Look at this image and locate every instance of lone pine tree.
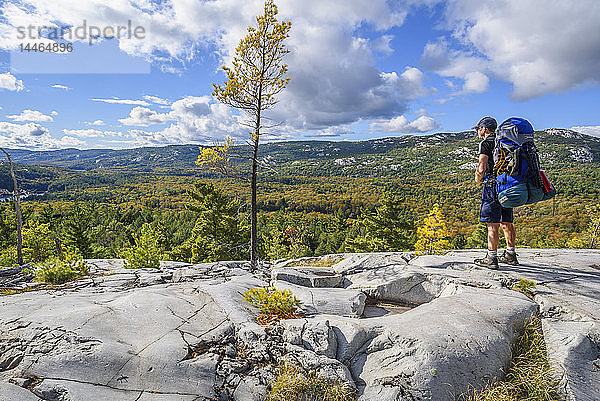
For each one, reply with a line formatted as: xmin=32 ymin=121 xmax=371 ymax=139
xmin=197 ymin=0 xmax=291 ymax=269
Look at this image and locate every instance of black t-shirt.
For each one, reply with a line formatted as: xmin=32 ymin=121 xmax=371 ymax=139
xmin=478 ymin=134 xmax=495 ymax=179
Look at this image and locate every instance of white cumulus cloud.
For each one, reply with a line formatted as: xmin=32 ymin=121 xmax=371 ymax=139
xmin=265 ymin=5 xmax=427 ymax=129
xmin=462 ymin=71 xmax=489 ymax=94
xmin=119 ymin=107 xmax=171 ymax=126
xmin=372 ymin=35 xmax=395 ymax=55
xmin=123 ymin=96 xmax=244 ymax=146
xmin=423 ymin=0 xmax=600 ymax=100
xmin=0 ymin=73 xmax=24 ymax=91
xmin=305 ymin=126 xmax=354 ymax=138
xmin=7 ymin=109 xmax=54 ymax=122
xmin=143 ymin=95 xmax=170 ymax=105
xmin=0 ymin=121 xmax=82 ymax=149
xmin=370 ymin=115 xmax=439 ymax=133
xmin=0 ymin=122 xmax=48 ymax=137
xmin=58 ymin=136 xmax=86 ymax=148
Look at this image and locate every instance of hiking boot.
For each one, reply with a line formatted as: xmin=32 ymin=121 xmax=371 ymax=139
xmin=499 ymin=251 xmax=519 ymax=265
xmin=474 ymin=256 xmax=499 ymax=270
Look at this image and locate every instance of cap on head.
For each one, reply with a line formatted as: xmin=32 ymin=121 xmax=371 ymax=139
xmin=472 ymin=116 xmax=497 ymax=131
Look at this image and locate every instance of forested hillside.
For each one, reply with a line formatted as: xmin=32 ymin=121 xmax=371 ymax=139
xmin=0 ymin=129 xmax=598 ymax=267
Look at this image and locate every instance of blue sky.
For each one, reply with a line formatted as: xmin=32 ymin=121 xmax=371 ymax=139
xmin=0 ymin=0 xmax=599 ymax=150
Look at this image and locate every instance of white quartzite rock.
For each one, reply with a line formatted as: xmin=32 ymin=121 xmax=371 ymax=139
xmin=1 ymin=250 xmax=599 ymax=401
xmin=0 ymin=262 xmax=270 ymax=401
xmin=271 ymin=266 xmax=344 ymax=288
xmin=404 ymin=249 xmax=600 ymax=401
xmin=280 ymin=286 xmax=536 ymax=400
xmin=273 ymin=280 xmax=366 ymax=317
xmin=0 ymin=381 xmax=41 ymax=401
xmin=542 ymin=320 xmax=600 ymax=401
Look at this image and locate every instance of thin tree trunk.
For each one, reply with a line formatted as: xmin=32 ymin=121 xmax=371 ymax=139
xmin=250 ymin=75 xmax=265 ymax=270
xmin=249 ymin=36 xmax=267 ymax=270
xmin=53 ymin=236 xmax=63 ymax=259
xmin=591 ymin=221 xmax=599 ymax=249
xmin=0 ymin=148 xmax=23 ymax=265
xmin=251 ymin=131 xmax=259 ymax=270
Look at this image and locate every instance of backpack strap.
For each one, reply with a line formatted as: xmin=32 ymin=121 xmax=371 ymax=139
xmin=494 ymin=147 xmax=509 ymax=176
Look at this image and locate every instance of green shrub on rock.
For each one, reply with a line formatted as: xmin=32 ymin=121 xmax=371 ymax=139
xmin=122 ymin=223 xmax=161 ymax=269
xmin=33 ymin=247 xmax=89 ymax=284
xmin=0 ymin=246 xmax=18 ymax=268
xmin=243 ymin=287 xmax=302 ymax=325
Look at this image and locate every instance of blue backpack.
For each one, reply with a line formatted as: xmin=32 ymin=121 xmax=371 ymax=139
xmin=493 ymin=117 xmax=556 ymax=208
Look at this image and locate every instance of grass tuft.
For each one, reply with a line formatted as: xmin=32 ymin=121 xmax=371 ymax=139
xmin=511 ymin=278 xmax=536 ymax=299
xmin=268 ymin=362 xmax=355 ymax=401
xmin=0 ymin=286 xmax=38 ymax=296
xmin=288 ymin=257 xmax=343 ymax=268
xmin=461 ymin=316 xmax=563 ymax=401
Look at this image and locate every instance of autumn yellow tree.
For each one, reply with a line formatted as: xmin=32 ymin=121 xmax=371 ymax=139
xmin=415 ymin=203 xmax=452 ymax=255
xmin=197 ymin=0 xmax=291 ymax=269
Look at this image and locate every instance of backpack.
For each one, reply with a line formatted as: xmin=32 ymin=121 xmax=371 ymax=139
xmin=493 ymin=117 xmax=556 ymax=208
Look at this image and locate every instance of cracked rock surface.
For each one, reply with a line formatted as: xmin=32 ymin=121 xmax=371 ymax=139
xmin=0 ymin=260 xmax=275 ymax=401
xmin=1 ymin=250 xmax=599 ymax=401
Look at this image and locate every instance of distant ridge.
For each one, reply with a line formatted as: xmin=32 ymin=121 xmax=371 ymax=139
xmin=2 ymin=129 xmax=598 ymax=173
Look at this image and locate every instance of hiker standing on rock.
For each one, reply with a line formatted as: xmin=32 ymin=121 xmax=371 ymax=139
xmin=472 ymin=117 xmax=519 ymax=269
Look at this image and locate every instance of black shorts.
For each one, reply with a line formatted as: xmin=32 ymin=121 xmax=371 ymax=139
xmin=480 ymin=183 xmax=514 ymax=223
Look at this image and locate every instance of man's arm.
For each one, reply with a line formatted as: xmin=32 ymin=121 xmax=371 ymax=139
xmin=475 ymin=154 xmax=488 ymax=183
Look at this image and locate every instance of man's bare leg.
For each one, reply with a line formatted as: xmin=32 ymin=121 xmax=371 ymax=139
xmin=501 ymin=222 xmax=516 ymax=248
xmin=487 ymin=223 xmax=500 ymax=251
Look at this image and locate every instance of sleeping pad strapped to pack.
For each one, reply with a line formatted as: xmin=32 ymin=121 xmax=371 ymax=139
xmin=493 ymin=117 xmax=556 ymax=208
